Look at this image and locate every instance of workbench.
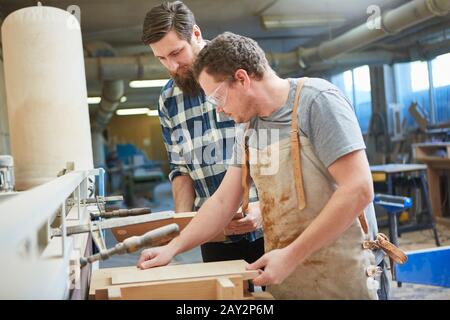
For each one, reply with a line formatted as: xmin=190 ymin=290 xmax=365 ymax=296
xmin=412 ymin=142 xmax=450 ymax=225
xmin=0 ymin=169 xmax=100 ymax=299
xmin=89 ymin=260 xmax=274 ymax=300
xmin=370 ymin=163 xmax=440 ymax=246
xmin=0 ymin=169 xmax=272 ymax=300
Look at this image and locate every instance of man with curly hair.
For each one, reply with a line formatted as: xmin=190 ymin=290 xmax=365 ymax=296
xmin=138 ymin=31 xmax=398 ymax=300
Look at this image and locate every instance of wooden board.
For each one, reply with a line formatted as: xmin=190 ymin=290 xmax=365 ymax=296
xmin=111 ymin=212 xmax=226 ymax=243
xmin=412 ymin=142 xmax=450 ymax=161
xmin=101 ymin=275 xmax=245 ymax=300
xmin=89 ymin=260 xmax=259 ymax=300
xmin=112 ymin=260 xmax=258 ymax=285
xmin=370 ymin=164 xmax=427 ymax=173
xmin=95 ymin=276 xmax=274 ymax=300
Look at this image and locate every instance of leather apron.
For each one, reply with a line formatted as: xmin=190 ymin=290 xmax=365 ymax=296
xmin=240 ymin=78 xmax=406 ymax=299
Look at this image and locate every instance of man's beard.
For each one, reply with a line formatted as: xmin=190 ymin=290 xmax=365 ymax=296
xmin=171 ymin=66 xmax=202 ymax=97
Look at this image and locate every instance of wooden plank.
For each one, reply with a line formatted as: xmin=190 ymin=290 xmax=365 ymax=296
xmin=107 ymin=287 xmax=122 ymax=300
xmin=93 ymin=275 xmax=245 ymax=300
xmin=89 ymin=266 xmax=137 ymax=299
xmin=413 ymin=142 xmax=450 ymax=148
xmin=216 ymin=277 xmax=237 ymax=300
xmin=370 ymin=164 xmax=427 ymax=173
xmin=427 ymin=167 xmax=442 ymax=217
xmin=111 ymin=260 xmax=258 ymax=285
xmin=118 ymin=277 xmax=219 ymax=300
xmin=250 ymin=291 xmax=276 ymax=300
xmin=416 ymin=157 xmax=450 ymax=166
xmin=111 ymin=212 xmax=226 ymax=243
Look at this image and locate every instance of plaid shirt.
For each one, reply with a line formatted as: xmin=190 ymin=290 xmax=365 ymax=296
xmin=158 ymin=79 xmax=263 ymax=243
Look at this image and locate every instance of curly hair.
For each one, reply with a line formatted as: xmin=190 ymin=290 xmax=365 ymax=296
xmin=142 ymin=1 xmax=196 ymax=45
xmin=193 ymin=32 xmax=269 ymax=82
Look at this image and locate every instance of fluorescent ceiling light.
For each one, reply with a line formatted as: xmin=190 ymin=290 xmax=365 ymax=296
xmin=116 ymin=108 xmax=150 ymax=116
xmin=129 ymin=79 xmax=170 ymax=88
xmin=88 ymin=96 xmax=127 ymax=104
xmin=261 ymin=15 xmax=346 ymax=29
xmin=147 ymin=109 xmax=159 ymax=117
xmin=87 ymin=97 xmax=101 ymax=104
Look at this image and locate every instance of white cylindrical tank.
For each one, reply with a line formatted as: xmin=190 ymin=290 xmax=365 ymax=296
xmin=1 ymin=5 xmax=94 ymax=190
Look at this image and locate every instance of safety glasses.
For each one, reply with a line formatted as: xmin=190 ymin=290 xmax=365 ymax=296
xmin=206 ymin=82 xmax=228 ymax=108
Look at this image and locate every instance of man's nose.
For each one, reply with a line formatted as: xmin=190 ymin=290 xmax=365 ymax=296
xmin=166 ymin=59 xmax=179 ymax=73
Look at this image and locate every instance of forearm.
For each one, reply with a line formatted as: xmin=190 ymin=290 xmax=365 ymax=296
xmin=287 ymin=183 xmax=373 ymax=262
xmin=171 ymin=175 xmax=195 ymax=212
xmin=170 ymin=194 xmax=239 ymax=255
xmin=168 ymin=167 xmax=244 ymax=256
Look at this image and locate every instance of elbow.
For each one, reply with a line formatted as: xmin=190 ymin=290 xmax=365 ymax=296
xmin=357 ymin=181 xmax=374 ymax=209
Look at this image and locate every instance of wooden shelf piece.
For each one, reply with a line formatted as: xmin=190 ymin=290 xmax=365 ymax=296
xmin=111 ymin=212 xmax=226 ymax=243
xmin=90 ymin=260 xmax=261 ymax=300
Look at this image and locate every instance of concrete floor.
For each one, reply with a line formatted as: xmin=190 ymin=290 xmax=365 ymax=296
xmin=100 ymin=181 xmax=450 ymax=300
xmin=385 ymin=224 xmax=450 ymax=300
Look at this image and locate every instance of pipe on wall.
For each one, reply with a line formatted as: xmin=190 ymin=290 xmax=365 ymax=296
xmin=297 ymin=0 xmax=450 ymax=67
xmin=85 ymin=55 xmax=168 ymax=81
xmin=85 ymin=42 xmax=125 ymax=167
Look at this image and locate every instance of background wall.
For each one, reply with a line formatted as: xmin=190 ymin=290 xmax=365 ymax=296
xmin=107 ymin=114 xmax=169 ymax=176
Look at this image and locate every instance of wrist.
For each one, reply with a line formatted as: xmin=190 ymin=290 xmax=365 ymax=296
xmin=284 ymin=243 xmax=306 ymax=267
xmin=167 ymin=237 xmax=183 ymax=256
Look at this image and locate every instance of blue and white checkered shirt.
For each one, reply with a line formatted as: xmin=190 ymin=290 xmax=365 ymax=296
xmin=158 ymin=79 xmax=263 ymax=243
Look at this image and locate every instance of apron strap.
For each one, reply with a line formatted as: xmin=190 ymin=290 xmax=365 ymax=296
xmin=241 ymin=78 xmax=309 ymax=213
xmin=358 ymin=214 xmax=369 ymax=234
xmin=363 ymin=232 xmax=408 ymax=278
xmin=291 ymin=78 xmax=371 ymax=234
xmin=241 ymin=123 xmax=251 ymax=214
xmin=291 ymin=78 xmax=307 ymax=210
xmin=291 ymin=78 xmax=369 ymax=234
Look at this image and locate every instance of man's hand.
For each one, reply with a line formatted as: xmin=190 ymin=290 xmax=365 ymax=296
xmin=137 ymin=244 xmax=176 ymax=270
xmin=224 ymin=203 xmax=263 ymax=235
xmin=246 ymin=248 xmax=299 ymax=286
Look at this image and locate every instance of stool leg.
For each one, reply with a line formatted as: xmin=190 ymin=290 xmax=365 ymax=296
xmin=420 ymin=173 xmax=441 ymax=247
xmin=388 ymin=210 xmax=402 ymax=287
xmin=388 ymin=212 xmax=399 ymax=248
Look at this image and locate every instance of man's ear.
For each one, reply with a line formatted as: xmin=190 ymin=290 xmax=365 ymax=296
xmin=234 ymin=69 xmax=250 ymax=88
xmin=192 ymin=25 xmax=202 ymax=43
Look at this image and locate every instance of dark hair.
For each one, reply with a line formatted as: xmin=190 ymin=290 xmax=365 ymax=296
xmin=142 ymin=1 xmax=196 ymax=45
xmin=193 ymin=32 xmax=269 ymax=82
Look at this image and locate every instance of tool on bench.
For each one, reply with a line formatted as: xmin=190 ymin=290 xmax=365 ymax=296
xmin=91 ymin=207 xmax=151 ymax=219
xmin=373 ymin=194 xmax=412 ymax=248
xmin=80 ymin=223 xmax=179 ymax=267
xmin=373 ymin=193 xmax=411 ymax=284
xmin=52 ymin=210 xmax=175 ymax=256
xmin=65 ymin=192 xmax=152 ymax=250
xmin=67 ymin=195 xmax=124 ymax=207
xmin=72 ymin=194 xmax=151 ymax=220
xmin=52 ymin=210 xmax=173 ymax=237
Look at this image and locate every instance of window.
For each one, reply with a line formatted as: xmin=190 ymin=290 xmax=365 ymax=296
xmin=392 ymin=52 xmax=450 ymax=127
xmin=393 ymin=60 xmax=431 ymax=128
xmin=331 ymin=65 xmax=372 ymax=134
xmin=353 ymin=66 xmax=372 ymax=134
xmin=431 ymin=52 xmax=450 ymax=123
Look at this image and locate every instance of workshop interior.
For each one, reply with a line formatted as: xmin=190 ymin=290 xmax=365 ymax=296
xmin=0 ymin=0 xmax=449 ymax=300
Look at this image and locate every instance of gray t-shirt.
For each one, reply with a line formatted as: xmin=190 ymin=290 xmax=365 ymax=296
xmin=231 ymin=77 xmax=383 ymax=263
xmin=231 ymin=77 xmax=366 ymax=167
